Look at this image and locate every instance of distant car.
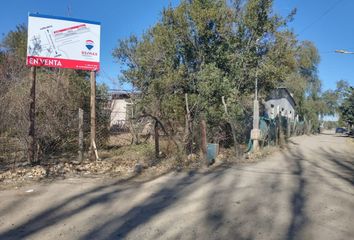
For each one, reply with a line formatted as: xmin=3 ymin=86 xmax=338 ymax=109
xmin=335 ymin=127 xmax=347 ymax=134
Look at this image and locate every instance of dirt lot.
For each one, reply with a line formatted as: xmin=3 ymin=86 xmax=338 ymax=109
xmin=0 ymin=132 xmax=353 ymax=240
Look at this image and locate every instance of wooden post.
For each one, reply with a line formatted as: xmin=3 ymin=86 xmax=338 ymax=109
xmin=78 ymin=108 xmax=84 ymax=162
xmin=29 ymin=66 xmax=37 ymax=165
xmin=90 ymin=71 xmax=96 ymax=160
xmin=286 ymin=118 xmax=290 ymax=139
xmin=154 ymin=120 xmax=159 ymax=158
xmin=275 ymin=116 xmax=279 ymax=146
xmin=200 ymin=116 xmax=207 ymax=165
xmin=278 ymin=117 xmax=285 ymax=146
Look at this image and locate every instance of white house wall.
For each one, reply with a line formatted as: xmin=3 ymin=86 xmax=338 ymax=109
xmin=110 ymin=99 xmax=128 ymax=127
xmin=264 ymin=98 xmax=295 ymax=120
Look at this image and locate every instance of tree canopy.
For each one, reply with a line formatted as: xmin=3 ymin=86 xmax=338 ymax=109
xmin=113 ymin=0 xmax=324 ymax=147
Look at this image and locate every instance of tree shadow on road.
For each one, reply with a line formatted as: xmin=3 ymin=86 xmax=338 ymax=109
xmin=282 ymin=137 xmax=354 ymax=240
xmin=0 ymin=168 xmax=232 ymax=239
xmin=282 ymin=148 xmax=307 ymax=240
xmin=1 ymin=136 xmax=352 ymax=240
xmin=0 ymin=173 xmax=165 ymax=239
xmin=315 ymin=147 xmax=354 ymax=186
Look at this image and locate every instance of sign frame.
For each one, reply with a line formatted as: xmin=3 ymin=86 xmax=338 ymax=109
xmin=26 ymin=13 xmax=101 ymax=71
xmin=26 ymin=13 xmax=101 ymax=163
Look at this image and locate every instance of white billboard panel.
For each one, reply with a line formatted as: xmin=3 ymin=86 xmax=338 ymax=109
xmin=27 ymin=13 xmax=100 ymax=71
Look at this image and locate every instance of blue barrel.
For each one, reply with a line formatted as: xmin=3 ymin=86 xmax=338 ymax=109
xmin=207 ymin=143 xmax=219 ymax=164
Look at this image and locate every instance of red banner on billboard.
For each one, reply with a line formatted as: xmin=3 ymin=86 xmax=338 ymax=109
xmin=27 ymin=56 xmax=100 ymax=71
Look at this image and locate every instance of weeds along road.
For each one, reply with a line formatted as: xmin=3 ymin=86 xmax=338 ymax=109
xmin=0 ymin=132 xmax=353 ymax=240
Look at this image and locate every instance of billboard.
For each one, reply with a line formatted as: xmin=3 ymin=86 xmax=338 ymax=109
xmin=27 ymin=13 xmax=100 ymax=71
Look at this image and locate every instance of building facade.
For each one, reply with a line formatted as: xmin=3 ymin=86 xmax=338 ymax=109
xmin=108 ymin=90 xmax=134 ymax=129
xmin=264 ymin=87 xmax=296 ymax=120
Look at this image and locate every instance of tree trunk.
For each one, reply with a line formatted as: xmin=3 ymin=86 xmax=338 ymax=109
xmin=184 ymin=93 xmax=192 ymax=154
xmin=221 ymin=96 xmax=240 ymax=156
xmin=129 ymin=118 xmax=140 ymax=145
xmin=129 ymin=97 xmax=140 ymax=145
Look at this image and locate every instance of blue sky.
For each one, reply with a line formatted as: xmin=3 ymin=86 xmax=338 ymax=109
xmin=1 ymin=0 xmax=354 ymax=91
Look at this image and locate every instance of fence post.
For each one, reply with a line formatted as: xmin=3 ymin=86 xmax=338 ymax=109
xmin=78 ymin=108 xmax=84 ymax=162
xmin=200 ymin=116 xmax=207 ymax=165
xmin=286 ymin=118 xmax=290 ymax=139
xmin=278 ymin=116 xmax=285 ymax=146
xmin=154 ymin=120 xmax=159 ymax=158
xmin=275 ymin=117 xmax=279 ymax=145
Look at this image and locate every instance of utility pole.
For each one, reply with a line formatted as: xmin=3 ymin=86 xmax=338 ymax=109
xmin=250 ymin=40 xmax=261 ymax=152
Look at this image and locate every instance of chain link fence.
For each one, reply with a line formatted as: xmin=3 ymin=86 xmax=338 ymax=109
xmin=1 ymin=99 xmax=314 ymax=174
xmin=244 ymin=115 xmax=312 ymax=152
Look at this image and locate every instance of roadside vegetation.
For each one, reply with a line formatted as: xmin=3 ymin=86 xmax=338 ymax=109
xmin=1 ymin=0 xmax=352 ymax=185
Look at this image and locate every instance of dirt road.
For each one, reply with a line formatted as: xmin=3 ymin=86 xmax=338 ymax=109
xmin=0 ymin=132 xmax=353 ymax=240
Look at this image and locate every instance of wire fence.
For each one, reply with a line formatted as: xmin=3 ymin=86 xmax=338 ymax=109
xmin=1 ymin=104 xmax=313 ymax=173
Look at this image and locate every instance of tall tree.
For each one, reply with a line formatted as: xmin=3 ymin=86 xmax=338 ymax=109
xmin=339 ymin=87 xmax=354 ymax=128
xmin=113 ymin=0 xmax=322 ymax=153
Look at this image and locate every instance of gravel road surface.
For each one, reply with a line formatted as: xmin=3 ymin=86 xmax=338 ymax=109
xmin=0 ymin=132 xmax=353 ymax=239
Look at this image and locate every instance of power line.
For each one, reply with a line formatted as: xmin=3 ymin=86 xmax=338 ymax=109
xmin=319 ymin=50 xmax=337 ymax=54
xmin=100 ymin=69 xmax=118 ymax=83
xmin=299 ymin=0 xmax=345 ymax=34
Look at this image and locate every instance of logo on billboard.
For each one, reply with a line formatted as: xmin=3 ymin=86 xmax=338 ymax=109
xmin=85 ymin=40 xmax=94 ymax=50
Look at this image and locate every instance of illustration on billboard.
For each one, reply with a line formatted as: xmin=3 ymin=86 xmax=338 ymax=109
xmin=27 ymin=13 xmax=100 ymax=71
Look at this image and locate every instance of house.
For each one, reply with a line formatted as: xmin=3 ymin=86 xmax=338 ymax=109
xmin=264 ymin=87 xmax=296 ymax=120
xmin=108 ymin=90 xmax=135 ymax=129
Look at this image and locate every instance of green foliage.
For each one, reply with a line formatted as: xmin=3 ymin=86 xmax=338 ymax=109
xmin=321 ymin=80 xmax=352 ymax=124
xmin=276 ymin=36 xmax=323 ymax=126
xmin=339 ymin=86 xmax=354 ymax=126
xmin=1 ymin=24 xmax=27 ymax=59
xmin=113 ymin=0 xmax=324 ymax=148
xmin=321 ymin=89 xmax=339 ymax=115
